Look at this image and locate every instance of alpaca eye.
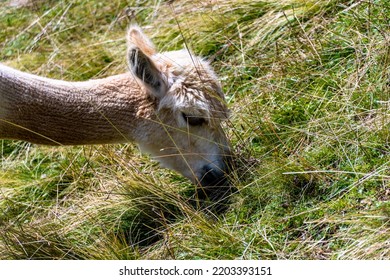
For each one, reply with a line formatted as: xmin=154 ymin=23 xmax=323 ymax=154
xmin=182 ymin=112 xmax=206 ymax=126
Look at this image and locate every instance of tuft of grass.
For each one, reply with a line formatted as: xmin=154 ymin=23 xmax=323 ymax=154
xmin=1 ymin=0 xmax=389 ymax=259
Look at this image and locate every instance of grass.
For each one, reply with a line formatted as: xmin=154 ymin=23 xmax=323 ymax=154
xmin=0 ymin=0 xmax=389 ymax=259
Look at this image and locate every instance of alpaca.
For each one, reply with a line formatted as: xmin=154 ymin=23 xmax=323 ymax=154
xmin=0 ymin=25 xmax=232 ymax=204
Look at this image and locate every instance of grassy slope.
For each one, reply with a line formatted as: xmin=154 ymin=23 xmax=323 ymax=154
xmin=0 ymin=0 xmax=389 ymax=259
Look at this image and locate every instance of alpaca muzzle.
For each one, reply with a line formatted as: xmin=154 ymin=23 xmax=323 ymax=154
xmin=194 ymin=154 xmax=235 ymax=212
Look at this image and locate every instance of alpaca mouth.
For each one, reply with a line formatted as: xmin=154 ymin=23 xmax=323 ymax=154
xmin=195 ymin=155 xmax=235 ymax=209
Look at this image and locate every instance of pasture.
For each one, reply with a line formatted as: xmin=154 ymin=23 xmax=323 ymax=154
xmin=0 ymin=0 xmax=389 ymax=259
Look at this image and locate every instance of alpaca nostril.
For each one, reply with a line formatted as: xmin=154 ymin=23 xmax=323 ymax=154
xmin=198 ymin=151 xmax=235 ymax=187
xmin=192 ymin=159 xmax=236 ymax=213
xmin=198 ymin=164 xmax=228 ymax=187
xmin=195 ymin=164 xmax=229 ymax=200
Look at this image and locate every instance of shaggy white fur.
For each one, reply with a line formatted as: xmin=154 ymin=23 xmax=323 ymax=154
xmin=0 ymin=25 xmax=231 ymax=191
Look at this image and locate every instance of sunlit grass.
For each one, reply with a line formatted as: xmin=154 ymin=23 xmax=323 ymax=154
xmin=0 ymin=0 xmax=389 ymax=259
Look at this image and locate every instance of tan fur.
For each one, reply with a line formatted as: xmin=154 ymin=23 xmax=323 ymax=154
xmin=0 ymin=25 xmax=231 ymax=188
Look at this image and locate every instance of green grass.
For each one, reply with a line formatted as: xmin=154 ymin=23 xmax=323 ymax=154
xmin=0 ymin=0 xmax=389 ymax=259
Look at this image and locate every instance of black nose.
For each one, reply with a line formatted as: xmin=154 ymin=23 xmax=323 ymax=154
xmin=194 ymin=158 xmax=236 ymax=213
xmin=199 ymin=166 xmax=228 ymax=187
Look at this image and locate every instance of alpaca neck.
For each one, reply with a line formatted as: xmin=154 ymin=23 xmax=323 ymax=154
xmin=0 ymin=64 xmax=155 ymax=145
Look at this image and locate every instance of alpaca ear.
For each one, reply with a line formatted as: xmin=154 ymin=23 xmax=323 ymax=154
xmin=127 ymin=25 xmax=166 ymax=99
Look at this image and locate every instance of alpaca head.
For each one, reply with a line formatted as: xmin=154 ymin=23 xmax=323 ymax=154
xmin=127 ymin=25 xmax=232 ymax=202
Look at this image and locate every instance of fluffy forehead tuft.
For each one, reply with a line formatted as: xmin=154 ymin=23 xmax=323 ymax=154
xmin=155 ymin=50 xmax=229 ymax=125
